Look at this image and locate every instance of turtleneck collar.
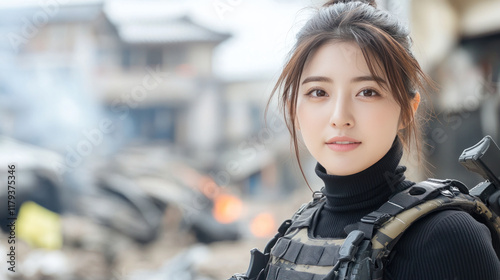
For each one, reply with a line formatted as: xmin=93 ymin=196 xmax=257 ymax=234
xmin=315 ymin=137 xmax=406 ymax=212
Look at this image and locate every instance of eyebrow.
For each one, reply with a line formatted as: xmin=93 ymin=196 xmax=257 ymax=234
xmin=301 ymin=75 xmax=387 ymax=85
xmin=301 ymin=76 xmax=333 ymax=85
xmin=352 ymin=75 xmax=387 ymax=85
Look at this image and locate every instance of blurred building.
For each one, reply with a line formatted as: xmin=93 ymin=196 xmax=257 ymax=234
xmin=5 ymin=1 xmax=230 ymax=150
xmin=0 ymin=0 xmax=301 ymax=197
xmin=410 ymin=0 xmax=500 ymax=186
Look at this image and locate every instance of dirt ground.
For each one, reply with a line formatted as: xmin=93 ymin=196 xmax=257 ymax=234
xmin=1 ymin=187 xmax=311 ymax=280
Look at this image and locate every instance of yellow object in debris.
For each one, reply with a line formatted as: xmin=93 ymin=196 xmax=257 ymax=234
xmin=17 ymin=201 xmax=62 ymax=250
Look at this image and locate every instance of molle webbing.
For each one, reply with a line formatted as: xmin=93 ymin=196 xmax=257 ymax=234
xmin=268 ymin=227 xmax=345 ymax=280
xmin=270 ymin=235 xmax=342 ymax=266
xmin=267 ymin=198 xmax=344 ymax=280
xmin=266 ymin=265 xmax=326 ymax=280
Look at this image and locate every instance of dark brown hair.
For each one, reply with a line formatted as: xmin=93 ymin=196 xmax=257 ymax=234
xmin=266 ymin=0 xmax=434 ymax=186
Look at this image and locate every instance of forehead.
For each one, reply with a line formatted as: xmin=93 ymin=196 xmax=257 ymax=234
xmin=301 ymin=41 xmax=386 ymax=80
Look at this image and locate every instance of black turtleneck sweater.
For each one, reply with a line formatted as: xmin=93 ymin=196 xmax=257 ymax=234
xmin=313 ymin=138 xmax=500 ymax=280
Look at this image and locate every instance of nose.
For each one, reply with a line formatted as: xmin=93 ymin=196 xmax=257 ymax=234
xmin=329 ymin=96 xmax=354 ymax=128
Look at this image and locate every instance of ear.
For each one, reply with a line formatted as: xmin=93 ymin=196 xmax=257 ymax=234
xmin=398 ymin=92 xmax=421 ymax=130
xmin=412 ymin=92 xmax=421 ymax=115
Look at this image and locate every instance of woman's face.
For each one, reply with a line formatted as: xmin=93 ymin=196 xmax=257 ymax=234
xmin=297 ymin=41 xmax=401 ymax=176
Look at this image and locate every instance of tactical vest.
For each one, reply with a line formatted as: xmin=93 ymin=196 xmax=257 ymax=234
xmin=230 ymin=179 xmax=500 ymax=280
xmin=266 ymin=199 xmax=371 ymax=280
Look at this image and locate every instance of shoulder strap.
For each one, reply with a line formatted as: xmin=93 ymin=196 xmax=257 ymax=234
xmin=354 ymin=178 xmax=500 ymax=280
xmin=357 ymin=178 xmax=467 ymax=239
xmin=287 ymin=191 xmax=326 ymax=233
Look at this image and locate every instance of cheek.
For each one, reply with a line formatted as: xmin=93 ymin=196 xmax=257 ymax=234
xmin=360 ymin=102 xmax=401 ymax=132
xmin=296 ymin=103 xmax=323 ymax=142
xmin=382 ymin=106 xmax=401 ymax=133
xmin=360 ymin=104 xmax=401 ymax=165
xmin=296 ymin=99 xmax=310 ymax=130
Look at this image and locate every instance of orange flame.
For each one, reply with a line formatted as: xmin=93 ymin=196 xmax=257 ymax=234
xmin=213 ymin=194 xmax=243 ymax=224
xmin=250 ymin=213 xmax=276 ymax=238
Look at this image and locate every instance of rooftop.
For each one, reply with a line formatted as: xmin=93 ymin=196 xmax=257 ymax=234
xmin=115 ymin=16 xmax=230 ymax=45
xmin=0 ymin=0 xmax=230 ymax=45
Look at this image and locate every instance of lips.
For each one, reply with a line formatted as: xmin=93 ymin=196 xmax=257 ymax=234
xmin=326 ymin=136 xmax=361 ymax=152
xmin=326 ymin=136 xmax=361 ymax=144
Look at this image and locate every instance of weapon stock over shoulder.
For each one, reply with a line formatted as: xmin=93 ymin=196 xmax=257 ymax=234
xmin=459 ymin=135 xmax=500 ymax=215
xmin=459 ymin=135 xmax=500 ymax=188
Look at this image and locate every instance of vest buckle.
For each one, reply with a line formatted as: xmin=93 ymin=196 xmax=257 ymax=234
xmin=360 ymin=211 xmax=392 ymax=226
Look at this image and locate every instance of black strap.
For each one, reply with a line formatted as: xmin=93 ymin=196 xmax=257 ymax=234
xmin=356 ymin=179 xmax=464 ymax=239
xmin=289 ymin=197 xmax=326 ymax=232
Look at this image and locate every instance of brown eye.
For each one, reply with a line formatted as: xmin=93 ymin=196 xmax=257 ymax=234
xmin=309 ymin=89 xmax=328 ymax=97
xmin=358 ymin=89 xmax=379 ymax=97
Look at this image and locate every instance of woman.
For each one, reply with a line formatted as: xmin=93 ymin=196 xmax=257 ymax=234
xmin=230 ymin=0 xmax=500 ymax=279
